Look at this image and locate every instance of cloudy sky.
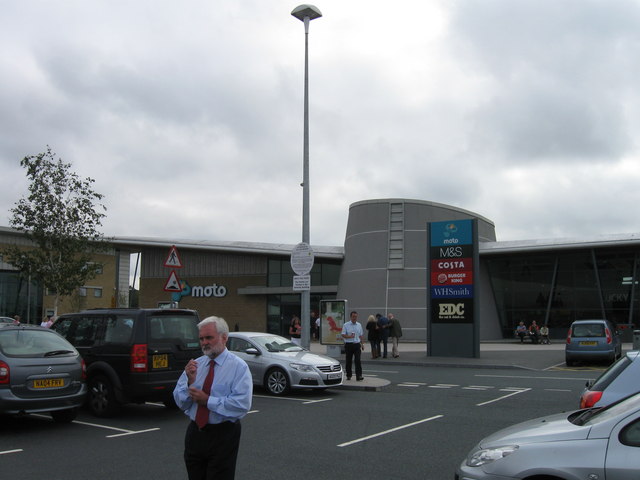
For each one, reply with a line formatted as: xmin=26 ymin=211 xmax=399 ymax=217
xmin=2 ymin=0 xmax=640 ymax=247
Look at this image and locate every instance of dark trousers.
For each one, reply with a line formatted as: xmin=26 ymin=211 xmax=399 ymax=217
xmin=344 ymin=342 xmax=362 ymax=378
xmin=184 ymin=420 xmax=242 ymax=480
xmin=380 ymin=331 xmax=389 ymax=357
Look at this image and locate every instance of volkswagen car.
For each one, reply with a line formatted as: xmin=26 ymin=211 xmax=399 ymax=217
xmin=227 ymin=332 xmax=343 ymax=395
xmin=0 ymin=324 xmax=87 ymax=422
xmin=456 ymin=392 xmax=640 ymax=480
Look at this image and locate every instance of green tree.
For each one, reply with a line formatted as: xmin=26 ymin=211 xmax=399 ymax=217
xmin=2 ymin=146 xmax=107 ymax=315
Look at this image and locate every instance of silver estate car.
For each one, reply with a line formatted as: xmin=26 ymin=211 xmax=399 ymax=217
xmin=0 ymin=325 xmax=87 ymax=422
xmin=227 ymin=332 xmax=343 ymax=395
xmin=456 ymin=392 xmax=640 ymax=480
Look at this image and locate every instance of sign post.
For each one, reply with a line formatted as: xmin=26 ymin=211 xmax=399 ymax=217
xmin=163 ymin=245 xmax=183 ymax=308
xmin=291 ymin=242 xmax=314 ymax=348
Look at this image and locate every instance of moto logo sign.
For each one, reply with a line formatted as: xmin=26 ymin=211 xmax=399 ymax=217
xmin=439 ymin=303 xmax=465 ymax=316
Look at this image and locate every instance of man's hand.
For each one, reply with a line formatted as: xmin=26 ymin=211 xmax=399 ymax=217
xmin=188 ymin=386 xmax=209 ymax=406
xmin=185 ymin=359 xmax=198 ymax=385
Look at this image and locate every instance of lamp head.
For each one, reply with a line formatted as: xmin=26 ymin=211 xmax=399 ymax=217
xmin=291 ymin=4 xmax=322 ymax=22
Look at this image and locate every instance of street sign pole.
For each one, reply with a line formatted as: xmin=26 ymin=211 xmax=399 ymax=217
xmin=291 ymin=242 xmax=314 ymax=349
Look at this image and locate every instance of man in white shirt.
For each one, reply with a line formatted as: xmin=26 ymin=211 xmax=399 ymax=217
xmin=341 ymin=311 xmax=364 ymax=381
xmin=174 ymin=316 xmax=253 ymax=480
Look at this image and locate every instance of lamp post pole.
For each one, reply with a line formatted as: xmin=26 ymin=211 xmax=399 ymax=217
xmin=292 ymin=5 xmax=322 ymax=349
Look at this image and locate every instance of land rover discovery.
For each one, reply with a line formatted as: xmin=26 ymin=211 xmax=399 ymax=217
xmin=52 ymin=308 xmax=200 ymax=416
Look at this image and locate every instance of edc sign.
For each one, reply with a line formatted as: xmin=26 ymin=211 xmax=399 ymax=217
xmin=429 ymin=220 xmax=475 ymax=323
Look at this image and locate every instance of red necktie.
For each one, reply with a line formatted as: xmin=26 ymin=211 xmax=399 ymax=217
xmin=195 ymin=360 xmax=214 ymax=428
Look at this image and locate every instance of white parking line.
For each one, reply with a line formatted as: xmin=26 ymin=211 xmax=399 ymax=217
xmin=0 ymin=449 xmax=23 ymax=455
xmin=106 ymin=428 xmax=160 ymax=438
xmin=476 ymin=374 xmax=591 ymax=381
xmin=428 ymin=384 xmax=459 ymax=389
xmin=253 ymin=394 xmax=332 ymax=404
xmin=477 ymin=388 xmax=531 ymax=406
xmin=337 ymin=415 xmax=444 ymax=447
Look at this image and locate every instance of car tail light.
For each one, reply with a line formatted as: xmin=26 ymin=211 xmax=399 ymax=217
xmin=605 ymin=327 xmax=612 ymax=344
xmin=580 ymin=390 xmax=603 ymax=409
xmin=81 ymin=358 xmax=87 ymax=380
xmin=0 ymin=361 xmax=9 ymax=384
xmin=566 ymin=329 xmax=572 ymax=344
xmin=130 ymin=344 xmax=148 ymax=372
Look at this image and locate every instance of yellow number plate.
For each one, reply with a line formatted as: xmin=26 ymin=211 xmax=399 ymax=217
xmin=153 ymin=354 xmax=168 ymax=369
xmin=579 ymin=341 xmax=597 ymax=346
xmin=33 ymin=378 xmax=64 ymax=388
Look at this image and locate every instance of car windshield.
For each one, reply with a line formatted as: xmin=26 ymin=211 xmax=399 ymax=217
xmin=252 ymin=335 xmax=304 ymax=352
xmin=0 ymin=329 xmax=77 ymax=357
xmin=572 ymin=323 xmax=605 ymax=338
xmin=572 ymin=392 xmax=640 ymax=426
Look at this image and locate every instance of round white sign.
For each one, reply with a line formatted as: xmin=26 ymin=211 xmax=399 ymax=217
xmin=290 ymin=242 xmax=315 ymax=275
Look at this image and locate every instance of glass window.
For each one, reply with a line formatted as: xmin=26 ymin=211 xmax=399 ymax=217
xmin=620 ymin=419 xmax=640 ymax=447
xmin=104 ymin=316 xmax=134 ymax=344
xmin=78 ymin=287 xmax=87 ymax=297
xmin=93 ymin=288 xmax=102 ymax=298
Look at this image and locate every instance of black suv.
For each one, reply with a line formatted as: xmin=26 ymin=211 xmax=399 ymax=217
xmin=52 ymin=308 xmax=200 ymax=417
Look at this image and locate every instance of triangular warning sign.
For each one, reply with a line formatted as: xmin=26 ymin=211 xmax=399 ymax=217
xmin=164 ymin=245 xmax=183 ymax=268
xmin=164 ymin=270 xmax=182 ymax=292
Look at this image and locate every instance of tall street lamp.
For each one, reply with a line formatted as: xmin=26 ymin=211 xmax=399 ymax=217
xmin=291 ymin=4 xmax=322 ymax=349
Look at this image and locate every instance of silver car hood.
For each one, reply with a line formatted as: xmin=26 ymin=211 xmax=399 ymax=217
xmin=480 ymin=412 xmax=590 ymax=447
xmin=264 ymin=350 xmax=338 ymax=366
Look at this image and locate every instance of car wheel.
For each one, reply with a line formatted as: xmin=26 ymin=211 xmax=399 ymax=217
xmin=88 ymin=375 xmax=120 ymax=417
xmin=265 ymin=368 xmax=290 ymax=396
xmin=566 ymin=357 xmax=575 ymax=367
xmin=50 ymin=408 xmax=78 ymax=423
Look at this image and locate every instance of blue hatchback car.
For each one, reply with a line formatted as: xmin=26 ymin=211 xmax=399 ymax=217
xmin=565 ymin=319 xmax=622 ymax=366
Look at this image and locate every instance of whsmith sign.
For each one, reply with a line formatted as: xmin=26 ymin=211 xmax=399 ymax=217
xmin=427 ymin=219 xmax=479 ymax=358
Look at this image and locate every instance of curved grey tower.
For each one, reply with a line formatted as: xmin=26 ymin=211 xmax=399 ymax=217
xmin=336 ymin=199 xmax=496 ymax=341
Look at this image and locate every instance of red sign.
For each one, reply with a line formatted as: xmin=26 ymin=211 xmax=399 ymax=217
xmin=164 ymin=245 xmax=183 ymax=268
xmin=164 ymin=270 xmax=182 ymax=292
xmin=431 ymin=258 xmax=472 ymax=272
xmin=431 ymin=270 xmax=473 ymax=285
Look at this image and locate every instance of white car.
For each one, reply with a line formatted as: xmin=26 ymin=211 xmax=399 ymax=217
xmin=456 ymin=392 xmax=640 ymax=480
xmin=227 ymin=332 xmax=343 ymax=395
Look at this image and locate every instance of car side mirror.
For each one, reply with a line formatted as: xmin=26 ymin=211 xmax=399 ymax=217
xmin=245 ymin=347 xmax=260 ymax=355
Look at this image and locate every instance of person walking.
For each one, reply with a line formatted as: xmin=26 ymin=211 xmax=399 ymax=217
xmin=173 ymin=316 xmax=253 ymax=480
xmin=365 ymin=315 xmax=380 ymax=359
xmin=388 ymin=313 xmax=403 ymax=358
xmin=341 ymin=311 xmax=364 ymax=381
xmin=376 ymin=313 xmax=391 ymax=358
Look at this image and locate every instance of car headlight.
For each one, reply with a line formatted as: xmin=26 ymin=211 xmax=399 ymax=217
xmin=289 ymin=363 xmax=315 ymax=372
xmin=466 ymin=445 xmax=519 ymax=466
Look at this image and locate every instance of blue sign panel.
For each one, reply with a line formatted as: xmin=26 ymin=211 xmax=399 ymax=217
xmin=431 ymin=285 xmax=474 ymax=299
xmin=430 ymin=220 xmax=473 ymax=247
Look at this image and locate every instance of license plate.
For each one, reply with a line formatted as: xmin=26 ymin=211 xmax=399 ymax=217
xmin=327 ymin=373 xmax=342 ymax=380
xmin=33 ymin=378 xmax=64 ymax=388
xmin=579 ymin=341 xmax=598 ymax=346
xmin=152 ymin=354 xmax=168 ymax=369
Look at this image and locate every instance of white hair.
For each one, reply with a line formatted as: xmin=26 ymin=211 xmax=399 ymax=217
xmin=198 ymin=316 xmax=229 ymax=336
